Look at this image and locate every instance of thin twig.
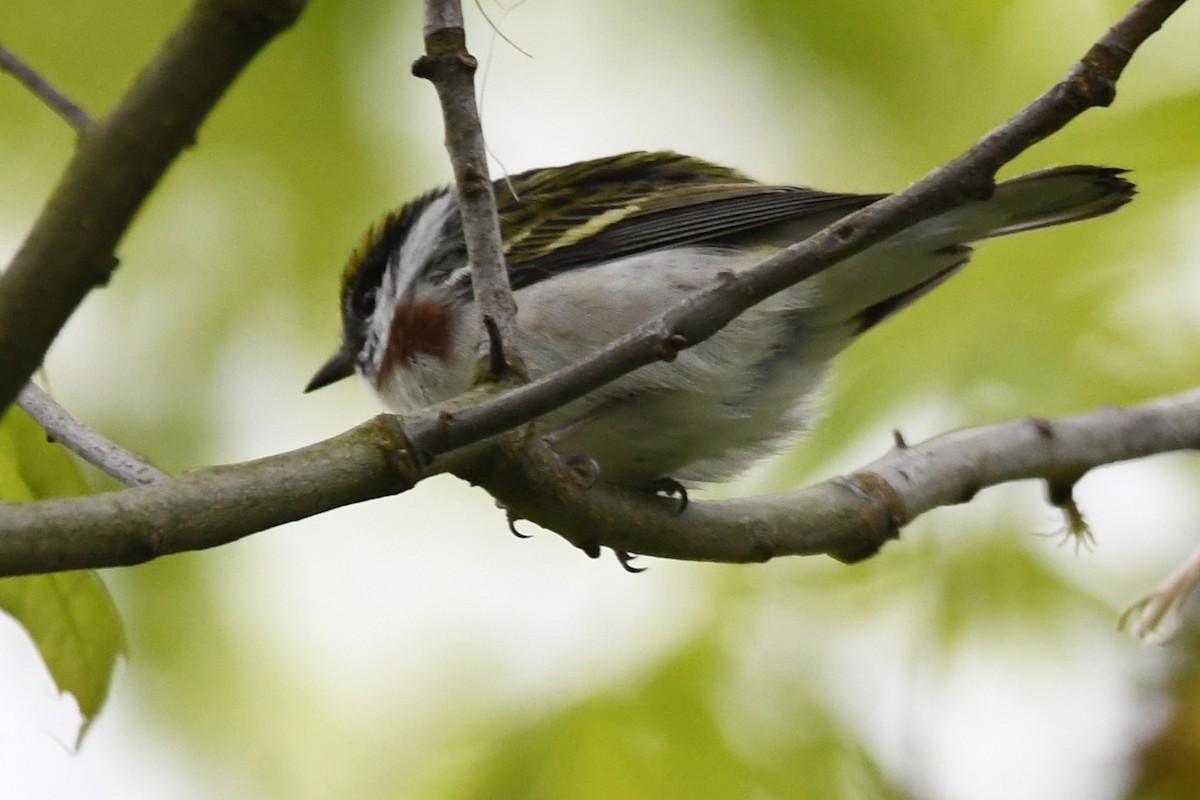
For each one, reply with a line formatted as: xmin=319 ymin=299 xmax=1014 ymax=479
xmin=0 ymin=42 xmax=92 ymax=130
xmin=472 ymin=0 xmax=533 ymax=59
xmin=16 ymin=383 xmax=169 ymax=487
xmin=1119 ymin=538 xmax=1200 ymax=642
xmin=414 ymin=0 xmax=522 ymax=380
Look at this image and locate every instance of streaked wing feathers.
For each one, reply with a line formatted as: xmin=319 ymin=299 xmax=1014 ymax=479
xmin=494 ymin=152 xmax=882 ymax=286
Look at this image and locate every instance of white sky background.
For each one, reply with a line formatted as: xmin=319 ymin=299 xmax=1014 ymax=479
xmin=3 ymin=1 xmax=1199 ymax=798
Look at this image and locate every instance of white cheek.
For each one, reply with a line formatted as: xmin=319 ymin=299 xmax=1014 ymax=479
xmin=361 ymin=193 xmax=459 ymax=383
xmin=395 ymin=193 xmax=456 ymax=290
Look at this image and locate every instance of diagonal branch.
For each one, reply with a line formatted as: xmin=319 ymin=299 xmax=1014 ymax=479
xmin=0 ymin=0 xmax=307 ymax=416
xmin=0 ymin=0 xmax=1192 ymax=576
xmin=401 ymin=0 xmax=1189 ymax=458
xmin=16 ymin=384 xmax=169 ymax=488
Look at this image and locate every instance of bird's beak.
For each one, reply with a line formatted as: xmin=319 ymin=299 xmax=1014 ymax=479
xmin=305 ymin=347 xmax=356 ymax=393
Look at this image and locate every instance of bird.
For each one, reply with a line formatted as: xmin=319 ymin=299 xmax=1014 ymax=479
xmin=306 ymin=150 xmax=1134 ymax=490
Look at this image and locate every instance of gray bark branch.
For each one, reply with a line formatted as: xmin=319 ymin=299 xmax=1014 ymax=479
xmin=413 ymin=0 xmax=523 ymax=380
xmin=0 ymin=0 xmax=1193 ymax=576
xmin=16 ymin=384 xmax=169 ymax=488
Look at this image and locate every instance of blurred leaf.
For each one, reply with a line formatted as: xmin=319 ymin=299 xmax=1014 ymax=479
xmin=454 ymin=639 xmax=911 ymax=799
xmin=0 ymin=404 xmax=89 ymax=499
xmin=1085 ymin=91 xmax=1200 ymax=173
xmin=1127 ymin=626 xmax=1200 ymax=800
xmin=456 ymin=641 xmax=755 ymax=799
xmin=0 ymin=407 xmax=124 ymax=742
xmin=0 ymin=572 xmax=125 ymax=744
xmin=2 ymin=0 xmax=1196 ymax=796
xmin=921 ymin=527 xmax=1113 ymax=648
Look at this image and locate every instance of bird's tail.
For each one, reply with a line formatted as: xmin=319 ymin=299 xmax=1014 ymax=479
xmin=810 ymin=165 xmax=1135 ymax=333
xmin=982 ymin=165 xmax=1135 ymax=239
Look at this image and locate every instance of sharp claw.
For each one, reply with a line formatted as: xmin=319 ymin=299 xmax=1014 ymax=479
xmin=648 ymin=477 xmax=689 ymax=515
xmin=615 ymin=550 xmax=646 ymax=573
xmin=505 ymin=509 xmax=533 ymax=539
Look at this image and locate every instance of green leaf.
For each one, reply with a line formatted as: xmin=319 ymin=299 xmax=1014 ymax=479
xmin=0 ymin=403 xmax=90 ymax=499
xmin=0 ymin=406 xmax=125 ymax=743
xmin=453 ymin=639 xmax=911 ymax=800
xmin=921 ymin=526 xmax=1113 ymax=649
xmin=0 ymin=571 xmax=125 ymax=743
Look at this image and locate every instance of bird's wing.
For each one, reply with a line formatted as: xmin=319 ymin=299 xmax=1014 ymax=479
xmin=495 ymin=151 xmax=882 ymax=288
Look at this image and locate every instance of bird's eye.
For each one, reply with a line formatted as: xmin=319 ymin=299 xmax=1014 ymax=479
xmin=349 ymin=286 xmax=376 ymax=318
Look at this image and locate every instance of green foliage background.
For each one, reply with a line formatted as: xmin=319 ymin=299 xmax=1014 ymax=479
xmin=1 ymin=0 xmax=1199 ymax=797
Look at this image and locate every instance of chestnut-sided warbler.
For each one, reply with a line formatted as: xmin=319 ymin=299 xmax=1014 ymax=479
xmin=307 ymin=151 xmax=1133 ymax=488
